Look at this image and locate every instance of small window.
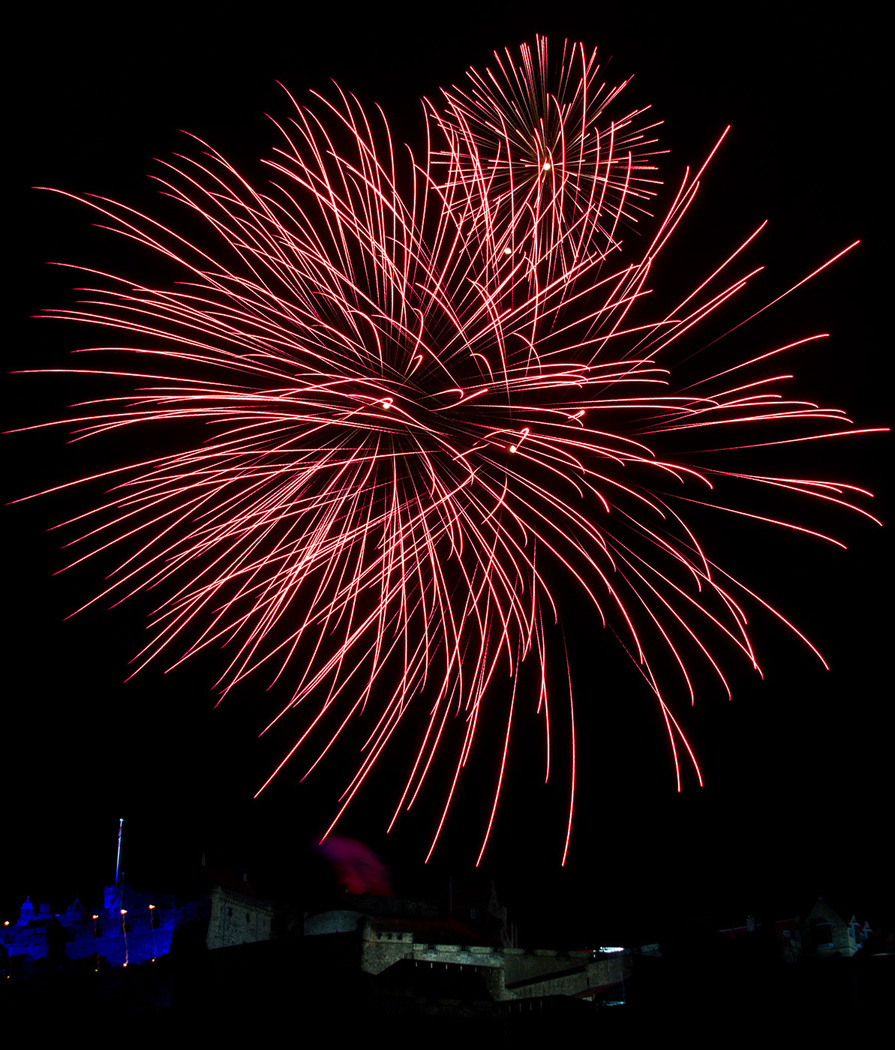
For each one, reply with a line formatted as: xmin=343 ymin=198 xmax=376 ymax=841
xmin=811 ymin=921 xmax=833 ymax=947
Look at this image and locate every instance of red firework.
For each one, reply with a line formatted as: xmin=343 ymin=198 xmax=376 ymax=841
xmin=432 ymin=37 xmax=662 ymax=279
xmin=22 ymin=48 xmax=881 ymax=863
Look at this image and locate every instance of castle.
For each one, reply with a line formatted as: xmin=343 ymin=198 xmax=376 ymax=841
xmin=4 ymin=849 xmax=888 ymax=1030
xmin=2 ymin=883 xmax=206 ymax=975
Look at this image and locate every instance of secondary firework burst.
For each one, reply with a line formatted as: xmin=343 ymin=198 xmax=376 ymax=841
xmin=23 ymin=42 xmax=882 ymax=862
xmin=432 ymin=37 xmax=663 ymax=279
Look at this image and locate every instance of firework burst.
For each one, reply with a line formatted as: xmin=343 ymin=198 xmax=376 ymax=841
xmin=22 ymin=45 xmax=882 ymax=862
xmin=432 ymin=37 xmax=662 ymax=279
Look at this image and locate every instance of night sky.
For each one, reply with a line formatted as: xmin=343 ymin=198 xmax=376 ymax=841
xmin=6 ymin=4 xmax=890 ymax=946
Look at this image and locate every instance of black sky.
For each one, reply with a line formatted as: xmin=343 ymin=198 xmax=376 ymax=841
xmin=6 ymin=3 xmax=890 ymax=944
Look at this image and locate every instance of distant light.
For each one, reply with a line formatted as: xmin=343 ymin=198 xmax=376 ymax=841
xmin=542 ymin=161 xmax=551 ymax=172
xmin=599 ymin=946 xmax=624 ymax=953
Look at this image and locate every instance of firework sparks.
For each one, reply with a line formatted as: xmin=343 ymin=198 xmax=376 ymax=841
xmin=21 ymin=44 xmax=882 ymax=863
xmin=432 ymin=37 xmax=663 ymax=280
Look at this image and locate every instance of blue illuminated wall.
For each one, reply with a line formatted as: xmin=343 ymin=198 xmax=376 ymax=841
xmin=2 ymin=884 xmax=204 ymax=973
